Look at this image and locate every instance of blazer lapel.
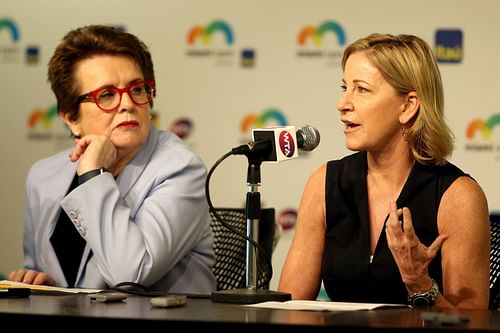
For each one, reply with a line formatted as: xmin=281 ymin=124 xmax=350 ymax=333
xmin=116 ymin=125 xmax=159 ymax=197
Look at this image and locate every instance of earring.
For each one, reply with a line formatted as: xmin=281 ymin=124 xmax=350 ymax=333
xmin=401 ymin=125 xmax=409 ymax=142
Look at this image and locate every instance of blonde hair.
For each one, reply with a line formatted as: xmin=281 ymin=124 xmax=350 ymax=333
xmin=342 ymin=33 xmax=454 ymax=165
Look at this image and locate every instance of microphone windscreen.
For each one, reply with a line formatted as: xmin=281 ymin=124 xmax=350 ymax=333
xmin=297 ymin=125 xmax=320 ymax=151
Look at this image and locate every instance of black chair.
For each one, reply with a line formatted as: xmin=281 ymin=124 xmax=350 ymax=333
xmin=209 ymin=207 xmax=276 ymax=291
xmin=490 ymin=213 xmax=500 ymax=310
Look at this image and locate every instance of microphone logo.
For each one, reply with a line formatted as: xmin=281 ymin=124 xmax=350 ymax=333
xmin=279 ymin=130 xmax=295 ymax=158
xmin=249 ymin=125 xmax=318 ymax=162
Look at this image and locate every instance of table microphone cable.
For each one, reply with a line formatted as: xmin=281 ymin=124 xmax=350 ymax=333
xmin=111 ymin=281 xmax=210 ymax=298
xmin=205 ymin=150 xmax=273 ymax=289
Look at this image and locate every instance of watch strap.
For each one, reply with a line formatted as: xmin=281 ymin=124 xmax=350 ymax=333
xmin=78 ymin=167 xmax=110 ymax=185
xmin=407 ymin=279 xmax=439 ymax=307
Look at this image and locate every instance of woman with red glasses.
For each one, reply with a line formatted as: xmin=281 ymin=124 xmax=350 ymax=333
xmin=8 ymin=25 xmax=216 ymax=295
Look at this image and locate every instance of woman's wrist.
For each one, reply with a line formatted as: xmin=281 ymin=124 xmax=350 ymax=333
xmin=78 ymin=167 xmax=110 ymax=185
xmin=407 ymin=279 xmax=439 ymax=307
xmin=405 ymin=276 xmax=434 ymax=294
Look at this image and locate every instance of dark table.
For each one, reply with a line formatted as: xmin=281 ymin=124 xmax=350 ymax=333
xmin=1 ymin=293 xmax=499 ymax=332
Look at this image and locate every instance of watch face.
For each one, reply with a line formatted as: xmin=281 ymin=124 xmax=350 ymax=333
xmin=408 ymin=280 xmax=439 ymax=307
xmin=411 ymin=295 xmax=431 ymax=307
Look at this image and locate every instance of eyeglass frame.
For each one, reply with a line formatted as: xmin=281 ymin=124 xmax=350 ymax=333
xmin=76 ymin=80 xmax=156 ymax=112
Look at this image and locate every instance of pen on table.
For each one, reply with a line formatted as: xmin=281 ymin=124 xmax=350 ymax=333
xmin=0 ymin=288 xmax=31 ymax=298
xmin=421 ymin=312 xmax=470 ymax=325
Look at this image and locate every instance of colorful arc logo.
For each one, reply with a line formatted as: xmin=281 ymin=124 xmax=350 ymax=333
xmin=466 ymin=114 xmax=500 ymax=140
xmin=298 ymin=20 xmax=346 ymax=46
xmin=240 ymin=109 xmax=288 ymax=134
xmin=28 ymin=105 xmax=57 ymax=129
xmin=187 ymin=20 xmax=234 ymax=45
xmin=0 ymin=18 xmax=19 ymax=42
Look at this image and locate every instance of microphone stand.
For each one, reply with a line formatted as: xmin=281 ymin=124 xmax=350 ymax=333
xmin=211 ymin=153 xmax=292 ymax=304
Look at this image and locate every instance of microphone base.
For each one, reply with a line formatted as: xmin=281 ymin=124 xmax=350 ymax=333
xmin=211 ymin=288 xmax=291 ymax=304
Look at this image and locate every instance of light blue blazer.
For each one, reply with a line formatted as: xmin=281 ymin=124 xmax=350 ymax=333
xmin=23 ymin=126 xmax=216 ymax=294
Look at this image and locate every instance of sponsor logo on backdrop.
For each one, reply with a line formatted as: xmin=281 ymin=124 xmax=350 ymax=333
xmin=465 ymin=113 xmax=500 ymax=156
xmin=240 ymin=108 xmax=289 ymax=144
xmin=186 ymin=20 xmax=238 ymax=66
xmin=296 ymin=20 xmax=346 ymax=66
xmin=28 ymin=105 xmax=57 ymax=132
xmin=277 ymin=208 xmax=297 ymax=231
xmin=170 ymin=117 xmax=194 ymax=140
xmin=0 ymin=17 xmax=40 ymax=64
xmin=26 ymin=46 xmax=39 ymax=64
xmin=0 ymin=17 xmax=20 ymax=63
xmin=26 ymin=104 xmax=73 ymax=147
xmin=187 ymin=20 xmax=234 ymax=45
xmin=435 ymin=29 xmax=463 ymax=64
xmin=240 ymin=108 xmax=288 ymax=139
xmin=241 ymin=48 xmax=255 ymax=68
xmin=0 ymin=18 xmax=19 ymax=42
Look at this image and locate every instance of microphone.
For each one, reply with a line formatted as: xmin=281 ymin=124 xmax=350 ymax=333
xmin=296 ymin=124 xmax=321 ymax=152
xmin=232 ymin=125 xmax=320 ymax=162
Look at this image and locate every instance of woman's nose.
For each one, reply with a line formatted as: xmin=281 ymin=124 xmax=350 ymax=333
xmin=118 ymin=91 xmax=135 ymax=112
xmin=336 ymin=92 xmax=352 ymax=112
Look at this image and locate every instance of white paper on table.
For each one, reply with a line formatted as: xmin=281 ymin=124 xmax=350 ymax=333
xmin=244 ymin=300 xmax=409 ymax=311
xmin=0 ymin=280 xmax=102 ymax=294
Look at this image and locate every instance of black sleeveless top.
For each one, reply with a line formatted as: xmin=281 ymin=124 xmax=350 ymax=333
xmin=322 ymin=152 xmax=467 ymax=304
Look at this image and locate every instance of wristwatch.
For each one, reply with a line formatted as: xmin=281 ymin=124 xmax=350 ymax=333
xmin=78 ymin=167 xmax=110 ymax=185
xmin=407 ymin=279 xmax=439 ymax=307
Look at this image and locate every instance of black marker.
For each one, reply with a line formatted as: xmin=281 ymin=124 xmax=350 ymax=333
xmin=0 ymin=288 xmax=31 ymax=298
xmin=421 ymin=312 xmax=470 ymax=325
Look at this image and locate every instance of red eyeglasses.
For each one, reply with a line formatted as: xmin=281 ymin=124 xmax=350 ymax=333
xmin=77 ymin=80 xmax=156 ymax=112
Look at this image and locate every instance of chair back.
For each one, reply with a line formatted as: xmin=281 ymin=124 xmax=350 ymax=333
xmin=209 ymin=207 xmax=276 ymax=291
xmin=490 ymin=213 xmax=500 ymax=310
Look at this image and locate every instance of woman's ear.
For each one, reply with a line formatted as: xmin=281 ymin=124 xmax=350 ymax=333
xmin=399 ymin=91 xmax=419 ymax=125
xmin=59 ymin=112 xmax=81 ymax=138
